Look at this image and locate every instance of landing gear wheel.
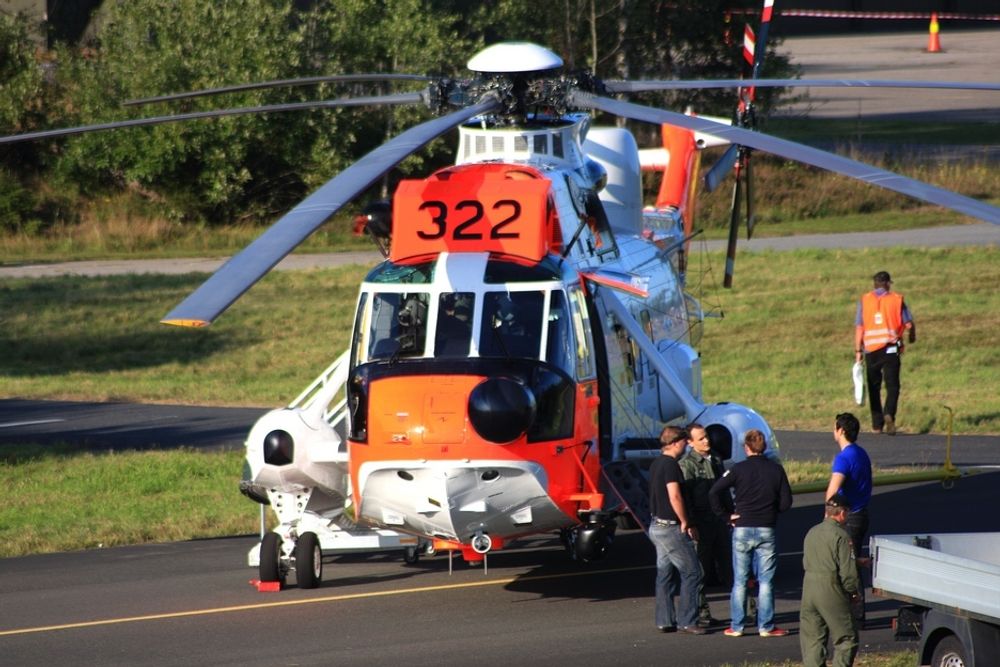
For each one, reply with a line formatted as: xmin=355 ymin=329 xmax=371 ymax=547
xmin=403 ymin=546 xmax=420 ymax=564
xmin=931 ymin=636 xmax=967 ymax=667
xmin=295 ymin=531 xmax=322 ymax=589
xmin=259 ymin=532 xmax=284 ymax=587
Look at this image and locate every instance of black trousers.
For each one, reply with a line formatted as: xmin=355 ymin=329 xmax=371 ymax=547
xmin=864 ymin=347 xmax=901 ymax=429
xmin=845 ymin=508 xmax=870 ymax=621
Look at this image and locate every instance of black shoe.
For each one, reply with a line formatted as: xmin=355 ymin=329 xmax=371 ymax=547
xmin=657 ymin=625 xmax=677 ymax=633
xmin=696 ymin=617 xmax=718 ymax=628
xmin=679 ymin=626 xmax=707 ymax=635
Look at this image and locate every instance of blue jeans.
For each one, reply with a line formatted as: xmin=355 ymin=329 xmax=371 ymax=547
xmin=649 ymin=523 xmax=701 ymax=629
xmin=730 ymin=526 xmax=778 ymax=632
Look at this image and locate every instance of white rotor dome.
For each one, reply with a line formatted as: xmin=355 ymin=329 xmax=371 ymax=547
xmin=467 ymin=42 xmax=563 ymax=74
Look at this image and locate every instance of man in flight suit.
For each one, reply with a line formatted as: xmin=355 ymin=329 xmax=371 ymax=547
xmin=799 ymin=495 xmax=860 ymax=667
xmin=855 ymin=270 xmax=916 ymax=435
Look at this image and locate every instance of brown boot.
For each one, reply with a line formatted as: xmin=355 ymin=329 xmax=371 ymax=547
xmin=884 ymin=415 xmax=896 ymax=435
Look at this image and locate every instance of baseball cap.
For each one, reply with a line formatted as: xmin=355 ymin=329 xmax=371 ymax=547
xmin=873 ymin=271 xmax=892 ymax=284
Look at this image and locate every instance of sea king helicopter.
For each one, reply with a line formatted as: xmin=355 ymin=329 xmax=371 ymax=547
xmin=5 ymin=31 xmax=1000 ymax=589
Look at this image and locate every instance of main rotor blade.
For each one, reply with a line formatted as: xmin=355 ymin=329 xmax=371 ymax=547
xmin=605 ymin=78 xmax=1000 ymax=93
xmin=126 ymin=74 xmax=434 ymax=106
xmin=703 ymin=143 xmax=739 ymax=193
xmin=570 ymin=91 xmax=1000 ymax=226
xmin=0 ymin=92 xmax=426 ymax=146
xmin=161 ymin=95 xmax=501 ymax=327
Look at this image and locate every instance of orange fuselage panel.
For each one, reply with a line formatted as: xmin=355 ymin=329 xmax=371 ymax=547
xmin=348 ymin=374 xmax=602 ymax=525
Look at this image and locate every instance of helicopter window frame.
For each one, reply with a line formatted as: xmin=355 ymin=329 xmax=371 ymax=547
xmin=351 ymin=292 xmax=370 ymax=369
xmin=568 ymin=287 xmax=595 ymax=380
xmin=543 ymin=290 xmax=575 ymax=377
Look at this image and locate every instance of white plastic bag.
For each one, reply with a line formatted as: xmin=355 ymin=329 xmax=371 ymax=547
xmin=852 ymin=360 xmax=865 ymax=406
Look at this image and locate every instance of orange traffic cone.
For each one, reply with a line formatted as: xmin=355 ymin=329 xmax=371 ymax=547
xmin=927 ymin=12 xmax=942 ymax=53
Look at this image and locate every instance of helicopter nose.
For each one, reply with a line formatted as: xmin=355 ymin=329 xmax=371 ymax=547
xmin=468 ymin=377 xmax=536 ymax=444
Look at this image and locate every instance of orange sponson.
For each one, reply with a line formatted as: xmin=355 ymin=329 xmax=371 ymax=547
xmin=348 ymin=374 xmax=603 ymax=522
xmin=654 ymin=125 xmax=697 ymax=212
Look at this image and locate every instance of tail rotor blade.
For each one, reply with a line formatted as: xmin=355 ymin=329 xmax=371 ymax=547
xmin=723 ymin=172 xmax=743 ymax=289
xmin=704 ymin=143 xmax=739 ymax=192
xmin=744 ymin=153 xmax=756 ymax=239
xmin=161 ymin=95 xmax=501 ymax=327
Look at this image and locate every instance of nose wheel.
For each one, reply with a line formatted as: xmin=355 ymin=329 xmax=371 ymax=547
xmin=259 ymin=532 xmax=287 ymax=588
xmin=294 ymin=531 xmax=323 ymax=589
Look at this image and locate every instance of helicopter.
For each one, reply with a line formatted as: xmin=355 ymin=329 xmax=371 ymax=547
xmin=5 ymin=31 xmax=1000 ymax=589
xmin=211 ymin=42 xmax=1000 ymax=588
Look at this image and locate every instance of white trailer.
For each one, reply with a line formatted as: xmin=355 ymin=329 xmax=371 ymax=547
xmin=871 ymin=532 xmax=1000 ymax=667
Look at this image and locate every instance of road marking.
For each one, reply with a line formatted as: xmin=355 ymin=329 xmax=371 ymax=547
xmin=0 ymin=419 xmax=65 ymax=429
xmin=0 ymin=564 xmax=651 ymax=637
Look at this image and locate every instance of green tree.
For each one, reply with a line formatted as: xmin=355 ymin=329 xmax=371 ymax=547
xmin=50 ymin=0 xmax=330 ymax=222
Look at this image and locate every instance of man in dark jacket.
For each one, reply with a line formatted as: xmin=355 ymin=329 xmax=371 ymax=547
xmin=709 ymin=429 xmax=793 ymax=638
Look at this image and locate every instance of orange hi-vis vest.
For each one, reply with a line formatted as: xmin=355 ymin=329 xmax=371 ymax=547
xmin=861 ymin=291 xmax=905 ymax=352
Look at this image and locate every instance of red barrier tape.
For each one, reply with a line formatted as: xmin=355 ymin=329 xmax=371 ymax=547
xmin=728 ymin=9 xmax=1000 ymax=21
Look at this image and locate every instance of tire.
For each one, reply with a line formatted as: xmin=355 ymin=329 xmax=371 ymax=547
xmin=931 ymin=635 xmax=968 ymax=667
xmin=403 ymin=546 xmax=419 ymax=564
xmin=295 ymin=532 xmax=323 ymax=589
xmin=259 ymin=532 xmax=284 ymax=586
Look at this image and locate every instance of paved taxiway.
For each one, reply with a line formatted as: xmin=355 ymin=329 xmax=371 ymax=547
xmin=3 ymin=394 xmax=1000 ymax=667
xmin=3 ymin=463 xmax=1000 ymax=666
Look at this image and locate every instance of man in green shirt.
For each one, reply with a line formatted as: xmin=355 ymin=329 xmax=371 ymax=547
xmin=800 ymin=495 xmax=861 ymax=667
xmin=679 ymin=423 xmax=731 ymax=627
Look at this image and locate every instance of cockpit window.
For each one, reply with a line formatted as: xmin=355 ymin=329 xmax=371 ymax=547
xmin=365 ymin=261 xmax=435 ymax=284
xmin=368 ymin=292 xmax=429 ymax=359
xmin=479 ymin=291 xmax=544 ymax=359
xmin=484 ymin=255 xmax=562 ymax=283
xmin=544 ymin=291 xmax=574 ymax=376
xmin=435 ymin=292 xmax=475 ymax=357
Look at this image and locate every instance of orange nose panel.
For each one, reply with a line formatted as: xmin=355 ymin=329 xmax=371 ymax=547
xmin=423 ymin=391 xmax=467 ymax=444
xmin=368 ymin=375 xmax=482 ymax=447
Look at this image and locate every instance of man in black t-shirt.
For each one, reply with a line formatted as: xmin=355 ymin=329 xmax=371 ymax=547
xmin=648 ymin=426 xmax=707 ymax=635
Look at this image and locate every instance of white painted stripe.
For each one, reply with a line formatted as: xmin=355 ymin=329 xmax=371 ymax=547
xmin=0 ymin=418 xmax=66 ymax=429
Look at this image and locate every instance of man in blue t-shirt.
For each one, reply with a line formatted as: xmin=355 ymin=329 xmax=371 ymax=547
xmin=824 ymin=412 xmax=872 ymax=623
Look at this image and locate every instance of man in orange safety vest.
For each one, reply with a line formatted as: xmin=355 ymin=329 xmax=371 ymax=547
xmin=854 ymin=271 xmax=916 ymax=435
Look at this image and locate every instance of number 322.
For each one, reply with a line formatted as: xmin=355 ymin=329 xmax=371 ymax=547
xmin=416 ymin=199 xmax=521 ymax=240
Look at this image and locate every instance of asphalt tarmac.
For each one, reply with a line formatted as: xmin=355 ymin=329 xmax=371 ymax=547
xmin=2 ymin=464 xmax=999 ymax=666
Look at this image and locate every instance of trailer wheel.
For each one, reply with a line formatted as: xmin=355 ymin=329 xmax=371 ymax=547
xmin=295 ymin=532 xmax=322 ymax=589
xmin=931 ymin=635 xmax=968 ymax=667
xmin=259 ymin=532 xmax=284 ymax=587
xmin=403 ymin=546 xmax=419 ymax=564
